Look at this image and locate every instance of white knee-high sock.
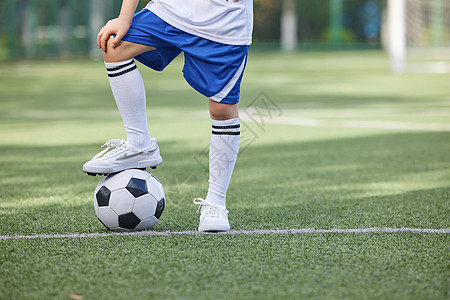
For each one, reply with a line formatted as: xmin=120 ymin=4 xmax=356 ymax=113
xmin=205 ymin=117 xmax=240 ymax=207
xmin=105 ymin=59 xmax=152 ymax=150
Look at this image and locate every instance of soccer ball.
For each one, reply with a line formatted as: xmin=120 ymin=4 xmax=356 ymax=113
xmin=93 ymin=169 xmax=165 ymax=231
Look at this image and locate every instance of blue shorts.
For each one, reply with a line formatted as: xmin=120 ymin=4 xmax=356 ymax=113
xmin=122 ymin=9 xmax=249 ymax=104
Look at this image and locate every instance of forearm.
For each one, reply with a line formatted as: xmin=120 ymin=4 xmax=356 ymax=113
xmin=118 ymin=0 xmax=140 ymax=24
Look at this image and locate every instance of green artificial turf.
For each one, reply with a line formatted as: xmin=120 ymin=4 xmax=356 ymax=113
xmin=0 ymin=51 xmax=449 ymax=299
xmin=1 ymin=234 xmax=448 ymax=300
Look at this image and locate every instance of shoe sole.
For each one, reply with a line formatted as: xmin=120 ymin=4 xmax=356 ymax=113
xmin=198 ymin=227 xmax=230 ymax=232
xmin=198 ymin=229 xmax=230 ymax=233
xmin=198 ymin=222 xmax=230 ymax=232
xmin=83 ymin=157 xmax=163 ymax=176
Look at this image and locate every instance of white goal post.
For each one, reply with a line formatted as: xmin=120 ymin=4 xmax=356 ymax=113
xmin=387 ymin=0 xmax=406 ymax=73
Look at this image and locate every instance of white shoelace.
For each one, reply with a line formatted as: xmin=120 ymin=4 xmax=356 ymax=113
xmin=91 ymin=139 xmax=128 ymax=160
xmin=193 ymin=198 xmax=228 ymax=218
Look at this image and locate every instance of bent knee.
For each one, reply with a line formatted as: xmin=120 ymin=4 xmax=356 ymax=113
xmin=103 ymin=39 xmax=155 ymax=63
xmin=103 ymin=39 xmax=132 ymax=63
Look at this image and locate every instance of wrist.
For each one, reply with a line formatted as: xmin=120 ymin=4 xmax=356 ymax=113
xmin=118 ymin=12 xmax=133 ymax=21
xmin=118 ymin=14 xmax=133 ymax=25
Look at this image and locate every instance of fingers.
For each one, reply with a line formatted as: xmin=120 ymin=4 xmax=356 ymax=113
xmin=96 ymin=29 xmax=125 ymax=53
xmin=98 ymin=31 xmax=117 ymax=53
xmin=97 ymin=28 xmax=109 ymax=51
xmin=96 ymin=30 xmax=103 ymax=49
xmin=111 ymin=32 xmax=125 ymax=49
xmin=99 ymin=31 xmax=111 ymax=53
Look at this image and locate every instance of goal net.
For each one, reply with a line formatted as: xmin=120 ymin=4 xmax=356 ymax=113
xmin=387 ymin=0 xmax=450 ymax=73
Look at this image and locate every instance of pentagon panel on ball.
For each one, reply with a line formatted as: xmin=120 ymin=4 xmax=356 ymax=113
xmin=93 ymin=169 xmax=165 ymax=231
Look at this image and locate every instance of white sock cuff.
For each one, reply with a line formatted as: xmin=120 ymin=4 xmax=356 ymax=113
xmin=105 ymin=59 xmax=137 ymax=78
xmin=211 ymin=118 xmax=240 ymax=136
xmin=104 ymin=59 xmax=133 ymax=68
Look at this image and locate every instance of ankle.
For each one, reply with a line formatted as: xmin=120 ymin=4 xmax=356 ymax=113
xmin=205 ymin=191 xmax=226 ymax=207
xmin=126 ymin=134 xmax=153 ymax=151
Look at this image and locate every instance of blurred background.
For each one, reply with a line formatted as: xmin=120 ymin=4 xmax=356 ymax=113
xmin=1 ymin=0 xmax=450 ymax=73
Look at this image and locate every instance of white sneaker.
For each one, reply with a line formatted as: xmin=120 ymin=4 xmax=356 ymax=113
xmin=83 ymin=138 xmax=162 ymax=175
xmin=194 ymin=198 xmax=230 ymax=232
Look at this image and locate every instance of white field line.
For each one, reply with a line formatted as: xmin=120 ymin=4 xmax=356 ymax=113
xmin=1 ymin=228 xmax=449 ymax=240
xmin=239 ymin=108 xmax=450 ymax=132
xmin=252 ymin=116 xmax=450 ymax=131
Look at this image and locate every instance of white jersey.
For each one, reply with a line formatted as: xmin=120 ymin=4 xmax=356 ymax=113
xmin=145 ymin=0 xmax=253 ymax=45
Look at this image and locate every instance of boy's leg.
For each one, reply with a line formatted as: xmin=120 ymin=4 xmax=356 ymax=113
xmin=195 ymin=99 xmax=240 ymax=232
xmin=83 ymin=40 xmax=163 ymax=175
xmin=207 ymin=100 xmax=240 ymax=207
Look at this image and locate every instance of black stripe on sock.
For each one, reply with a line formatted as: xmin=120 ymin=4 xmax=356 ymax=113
xmin=107 ymin=65 xmax=137 ymax=77
xmin=212 ymin=131 xmax=240 ymax=135
xmin=212 ymin=124 xmax=240 ymax=130
xmin=106 ymin=60 xmax=135 ymax=72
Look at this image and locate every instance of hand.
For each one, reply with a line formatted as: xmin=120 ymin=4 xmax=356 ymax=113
xmin=97 ymin=17 xmax=132 ymax=52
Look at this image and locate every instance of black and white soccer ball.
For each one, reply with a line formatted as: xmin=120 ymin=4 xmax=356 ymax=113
xmin=93 ymin=169 xmax=165 ymax=231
